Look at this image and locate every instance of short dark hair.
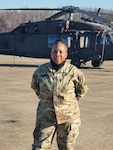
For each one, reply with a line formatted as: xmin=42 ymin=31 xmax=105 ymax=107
xmin=54 ymin=38 xmax=67 ymax=46
xmin=52 ymin=38 xmax=68 ymax=51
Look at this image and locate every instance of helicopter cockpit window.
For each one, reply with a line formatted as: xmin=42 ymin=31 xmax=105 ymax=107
xmin=100 ymin=36 xmax=111 ymax=45
xmin=48 ymin=34 xmax=71 ymax=48
xmin=48 ymin=35 xmax=58 ymax=48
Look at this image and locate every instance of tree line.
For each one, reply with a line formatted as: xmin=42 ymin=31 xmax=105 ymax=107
xmin=0 ymin=10 xmax=52 ymax=32
xmin=0 ymin=8 xmax=113 ymax=33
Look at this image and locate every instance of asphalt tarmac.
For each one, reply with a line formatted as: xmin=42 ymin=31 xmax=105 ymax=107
xmin=0 ymin=55 xmax=113 ymax=150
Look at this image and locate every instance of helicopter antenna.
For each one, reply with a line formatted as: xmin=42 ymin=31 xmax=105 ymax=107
xmin=96 ymin=8 xmax=101 ymax=16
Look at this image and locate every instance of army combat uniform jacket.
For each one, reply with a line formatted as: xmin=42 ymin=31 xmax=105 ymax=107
xmin=31 ymin=61 xmax=88 ymax=124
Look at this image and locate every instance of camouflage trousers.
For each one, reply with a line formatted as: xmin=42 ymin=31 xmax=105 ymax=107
xmin=32 ymin=118 xmax=81 ymax=150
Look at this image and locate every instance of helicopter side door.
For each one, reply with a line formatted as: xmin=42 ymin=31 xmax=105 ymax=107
xmin=100 ymin=31 xmax=113 ymax=60
xmin=70 ymin=31 xmax=102 ymax=67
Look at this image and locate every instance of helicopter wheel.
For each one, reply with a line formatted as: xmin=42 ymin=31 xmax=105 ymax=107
xmin=91 ymin=58 xmax=101 ymax=67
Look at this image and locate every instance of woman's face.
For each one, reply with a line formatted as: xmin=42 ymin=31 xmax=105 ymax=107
xmin=51 ymin=42 xmax=68 ymax=65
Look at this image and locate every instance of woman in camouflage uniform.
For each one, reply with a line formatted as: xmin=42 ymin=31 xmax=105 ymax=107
xmin=31 ymin=39 xmax=88 ymax=150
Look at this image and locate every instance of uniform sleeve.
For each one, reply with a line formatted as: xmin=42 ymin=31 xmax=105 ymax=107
xmin=31 ymin=69 xmax=40 ymax=96
xmin=74 ymin=69 xmax=88 ymax=100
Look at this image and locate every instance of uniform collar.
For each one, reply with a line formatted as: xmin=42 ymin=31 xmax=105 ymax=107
xmin=50 ymin=59 xmax=66 ymax=71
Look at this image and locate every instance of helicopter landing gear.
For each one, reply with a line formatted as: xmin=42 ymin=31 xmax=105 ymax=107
xmin=91 ymin=57 xmax=102 ymax=67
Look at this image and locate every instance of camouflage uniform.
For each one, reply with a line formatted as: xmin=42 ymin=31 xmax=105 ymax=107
xmin=31 ymin=61 xmax=88 ymax=150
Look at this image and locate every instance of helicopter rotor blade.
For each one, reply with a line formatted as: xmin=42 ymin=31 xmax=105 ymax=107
xmin=0 ymin=8 xmax=60 ymax=11
xmin=0 ymin=6 xmax=111 ymax=24
xmin=73 ymin=7 xmax=110 ymax=23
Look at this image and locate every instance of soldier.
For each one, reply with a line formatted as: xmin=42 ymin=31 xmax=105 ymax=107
xmin=31 ymin=38 xmax=88 ymax=150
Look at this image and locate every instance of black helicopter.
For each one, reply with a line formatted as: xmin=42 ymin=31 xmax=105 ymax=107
xmin=0 ymin=6 xmax=113 ymax=67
